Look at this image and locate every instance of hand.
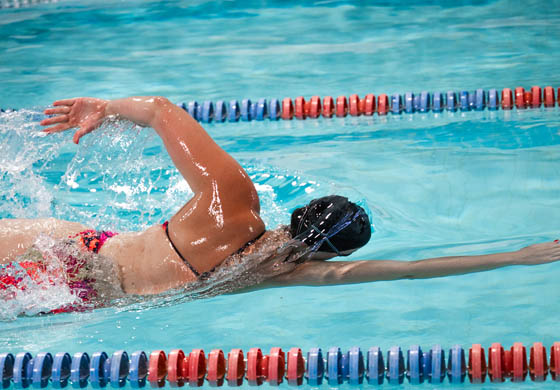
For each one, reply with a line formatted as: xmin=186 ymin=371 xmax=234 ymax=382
xmin=517 ymin=240 xmax=560 ymax=265
xmin=40 ymin=98 xmax=108 ymax=144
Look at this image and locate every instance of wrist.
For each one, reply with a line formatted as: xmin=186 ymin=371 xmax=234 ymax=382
xmin=103 ymin=99 xmax=114 ymax=118
xmin=511 ymin=248 xmax=527 ymax=265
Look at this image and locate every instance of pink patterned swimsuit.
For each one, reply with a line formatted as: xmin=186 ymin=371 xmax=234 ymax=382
xmin=0 ymin=229 xmax=118 ymax=314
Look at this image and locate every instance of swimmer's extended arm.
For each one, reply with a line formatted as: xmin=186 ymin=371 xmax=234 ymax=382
xmin=267 ymin=241 xmax=560 ymax=287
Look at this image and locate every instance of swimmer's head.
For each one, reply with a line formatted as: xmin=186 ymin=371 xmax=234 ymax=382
xmin=290 ymin=195 xmax=371 ymax=259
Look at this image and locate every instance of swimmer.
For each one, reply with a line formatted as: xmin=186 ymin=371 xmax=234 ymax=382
xmin=1 ymin=96 xmax=560 ymax=311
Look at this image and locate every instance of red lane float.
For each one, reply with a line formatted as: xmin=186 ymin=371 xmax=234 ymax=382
xmin=529 ymin=342 xmax=548 ymax=382
xmin=551 ymin=342 xmax=560 ymax=381
xmin=514 ymin=87 xmax=526 ymax=109
xmin=188 ymin=349 xmax=206 ymax=387
xmin=524 ymin=91 xmax=532 ymax=107
xmin=281 ymin=98 xmax=294 ymax=120
xmin=544 ymin=86 xmax=556 ymax=107
xmin=349 ymin=94 xmax=361 ymax=116
xmin=287 ymin=348 xmax=305 ymax=386
xmin=268 ymin=348 xmax=285 ymax=386
xmin=530 ymin=86 xmax=542 ymax=108
xmin=501 ymin=88 xmax=513 ymax=110
xmin=488 ymin=343 xmax=506 ymax=383
xmin=322 ymin=96 xmax=334 ymax=118
xmin=247 ymin=348 xmax=265 ymax=386
xmin=504 ymin=349 xmax=512 ymax=378
xmin=226 ymin=349 xmax=245 ymax=387
xmin=148 ymin=350 xmax=167 ymax=388
xmin=167 ymin=349 xmax=186 ymax=387
xmin=335 ymin=96 xmax=348 ymax=117
xmin=207 ymin=349 xmax=226 ymax=387
xmin=377 ymin=94 xmax=389 ymax=115
xmin=295 ymin=97 xmax=306 ymax=120
xmin=309 ymin=96 xmax=321 ymax=118
xmin=511 ymin=343 xmax=527 ymax=382
xmin=468 ymin=344 xmax=487 ymax=383
xmin=362 ymin=93 xmax=376 ymax=115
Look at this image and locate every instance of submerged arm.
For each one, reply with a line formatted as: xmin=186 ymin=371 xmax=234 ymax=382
xmin=267 ymin=241 xmax=560 ymax=287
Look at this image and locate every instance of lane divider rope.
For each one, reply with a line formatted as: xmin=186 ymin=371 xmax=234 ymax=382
xmin=1 ymin=342 xmax=559 ymax=388
xmin=172 ymin=85 xmax=558 ymax=123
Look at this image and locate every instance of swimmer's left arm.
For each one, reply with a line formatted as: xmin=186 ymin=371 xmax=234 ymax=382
xmin=267 ymin=241 xmax=560 ymax=286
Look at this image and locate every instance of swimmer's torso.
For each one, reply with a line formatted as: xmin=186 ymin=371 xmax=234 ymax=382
xmin=99 ymin=226 xmax=197 ymax=295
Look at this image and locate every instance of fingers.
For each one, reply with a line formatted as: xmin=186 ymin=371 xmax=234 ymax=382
xmin=72 ymin=125 xmax=94 ymax=144
xmin=42 ymin=123 xmax=71 ymax=133
xmin=44 ymin=107 xmax=70 ymax=115
xmin=40 ymin=114 xmax=68 ymax=127
xmin=53 ymin=99 xmax=76 ymax=107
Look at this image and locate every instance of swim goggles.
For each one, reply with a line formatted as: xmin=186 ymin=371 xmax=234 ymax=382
xmin=293 ymin=208 xmax=368 ymax=257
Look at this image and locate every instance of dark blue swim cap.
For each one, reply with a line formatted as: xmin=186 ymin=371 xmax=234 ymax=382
xmin=290 ymin=195 xmax=372 ymax=255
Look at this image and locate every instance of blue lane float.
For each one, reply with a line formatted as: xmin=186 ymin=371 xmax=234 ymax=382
xmin=240 ymin=99 xmax=251 ymax=122
xmin=70 ymin=353 xmax=89 ymax=389
xmin=433 ymin=92 xmax=443 ymax=112
xmin=488 ymin=89 xmax=499 ymax=110
xmin=326 ymin=347 xmax=343 ymax=386
xmin=13 ymin=352 xmax=32 ymax=389
xmin=446 ymin=91 xmax=457 ymax=111
xmin=201 ymin=101 xmax=213 ymax=123
xmin=32 ymin=353 xmax=53 ymax=389
xmin=460 ymin=91 xmax=470 ymax=111
xmin=214 ymin=100 xmax=226 ymax=123
xmin=448 ymin=345 xmax=466 ymax=384
xmin=429 ymin=345 xmax=446 ymax=384
xmin=256 ymin=98 xmax=268 ymax=121
xmin=419 ymin=91 xmax=430 ymax=112
xmin=51 ymin=352 xmax=71 ymax=389
xmin=89 ymin=352 xmax=107 ymax=389
xmin=250 ymin=101 xmax=258 ymax=121
xmin=0 ymin=353 xmax=15 ymax=389
xmin=386 ymin=346 xmax=405 ymax=385
xmin=404 ymin=92 xmax=415 ymax=114
xmin=227 ymin=100 xmax=240 ymax=122
xmin=475 ymin=89 xmax=486 ymax=111
xmin=306 ymin=348 xmax=324 ymax=386
xmin=269 ymin=99 xmax=280 ymax=120
xmin=127 ymin=352 xmax=147 ymax=389
xmin=391 ymin=94 xmax=402 ymax=114
xmin=348 ymin=347 xmax=364 ymax=385
xmin=107 ymin=351 xmax=129 ymax=388
xmin=407 ymin=345 xmax=424 ymax=385
xmin=366 ymin=347 xmax=384 ymax=385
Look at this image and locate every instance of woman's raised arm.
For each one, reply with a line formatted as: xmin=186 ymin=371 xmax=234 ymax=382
xmin=267 ymin=240 xmax=560 ymax=287
xmin=41 ymin=97 xmax=259 ymax=202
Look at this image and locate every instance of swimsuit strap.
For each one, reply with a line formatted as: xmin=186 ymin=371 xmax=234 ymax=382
xmin=163 ymin=221 xmax=201 ymax=277
xmin=162 ymin=221 xmax=266 ymax=278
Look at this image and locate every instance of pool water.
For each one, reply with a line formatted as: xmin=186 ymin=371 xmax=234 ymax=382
xmin=1 ymin=1 xmax=560 ymax=388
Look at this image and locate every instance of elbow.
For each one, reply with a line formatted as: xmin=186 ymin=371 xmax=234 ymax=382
xmin=152 ymin=96 xmax=172 ymax=111
xmin=148 ymin=96 xmax=173 ymax=127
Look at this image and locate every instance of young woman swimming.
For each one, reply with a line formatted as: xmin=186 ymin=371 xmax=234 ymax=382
xmin=1 ymin=96 xmax=559 ymax=312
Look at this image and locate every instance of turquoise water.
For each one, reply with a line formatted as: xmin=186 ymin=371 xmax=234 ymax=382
xmin=1 ymin=0 xmax=560 ymax=388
